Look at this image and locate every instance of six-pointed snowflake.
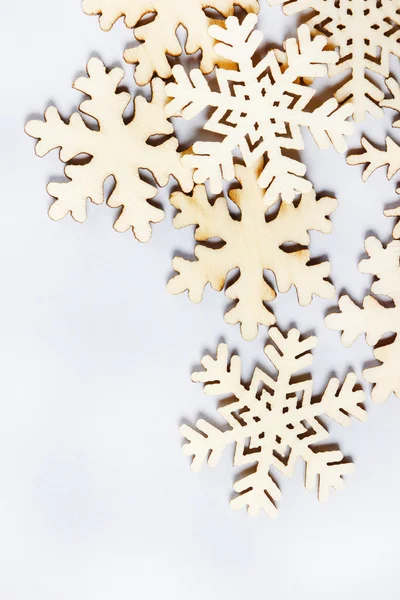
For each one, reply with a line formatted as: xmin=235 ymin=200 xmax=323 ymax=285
xmin=165 ymin=14 xmax=353 ymax=205
xmin=347 ymin=78 xmax=400 ymax=188
xmin=326 ymin=208 xmax=400 ymax=403
xmin=25 ymin=58 xmax=193 ymax=243
xmin=269 ymin=0 xmax=400 ymax=122
xmin=82 ymin=0 xmax=260 ymax=85
xmin=181 ymin=327 xmax=366 ymax=516
xmin=168 ymin=162 xmax=336 ymax=340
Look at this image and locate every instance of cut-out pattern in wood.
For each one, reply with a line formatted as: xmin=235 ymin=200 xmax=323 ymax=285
xmin=181 ymin=327 xmax=366 ymax=516
xmin=25 ymin=58 xmax=193 ymax=243
xmin=82 ymin=0 xmax=260 ymax=85
xmin=347 ymin=78 xmax=400 ymax=187
xmin=168 ymin=162 xmax=336 ymax=341
xmin=326 ymin=208 xmax=400 ymax=403
xmin=269 ymin=0 xmax=400 ymax=122
xmin=165 ymin=14 xmax=353 ymax=205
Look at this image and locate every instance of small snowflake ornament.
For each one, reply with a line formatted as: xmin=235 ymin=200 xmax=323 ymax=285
xmin=82 ymin=0 xmax=260 ymax=85
xmin=326 ymin=208 xmax=400 ymax=403
xmin=25 ymin=58 xmax=193 ymax=242
xmin=165 ymin=14 xmax=353 ymax=205
xmin=347 ymin=78 xmax=400 ymax=189
xmin=168 ymin=162 xmax=336 ymax=341
xmin=269 ymin=0 xmax=400 ymax=122
xmin=181 ymin=327 xmax=366 ymax=516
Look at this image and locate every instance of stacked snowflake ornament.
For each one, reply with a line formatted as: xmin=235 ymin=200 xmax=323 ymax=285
xmin=82 ymin=0 xmax=260 ymax=85
xmin=269 ymin=0 xmax=400 ymax=122
xmin=168 ymin=162 xmax=337 ymax=340
xmin=165 ymin=14 xmax=353 ymax=205
xmin=181 ymin=327 xmax=366 ymax=516
xmin=25 ymin=58 xmax=193 ymax=242
xmin=25 ymin=1 xmax=398 ymax=517
xmin=326 ymin=208 xmax=400 ymax=404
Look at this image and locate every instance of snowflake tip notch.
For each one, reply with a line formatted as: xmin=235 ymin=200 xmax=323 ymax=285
xmin=82 ymin=0 xmax=260 ymax=86
xmin=326 ymin=208 xmax=400 ymax=403
xmin=25 ymin=57 xmax=193 ymax=243
xmin=168 ymin=160 xmax=337 ymax=341
xmin=269 ymin=0 xmax=400 ymax=122
xmin=165 ymin=14 xmax=354 ymax=203
xmin=180 ymin=327 xmax=366 ymax=516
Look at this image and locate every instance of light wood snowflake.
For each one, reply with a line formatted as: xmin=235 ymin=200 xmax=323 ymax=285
xmin=166 ymin=14 xmax=353 ymax=205
xmin=168 ymin=162 xmax=336 ymax=340
xmin=25 ymin=58 xmax=193 ymax=242
xmin=181 ymin=327 xmax=366 ymax=516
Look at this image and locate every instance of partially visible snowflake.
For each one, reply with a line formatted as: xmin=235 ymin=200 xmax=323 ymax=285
xmin=181 ymin=327 xmax=366 ymax=516
xmin=325 ymin=208 xmax=400 ymax=403
xmin=25 ymin=58 xmax=193 ymax=243
xmin=82 ymin=0 xmax=259 ymax=85
xmin=347 ymin=78 xmax=400 ymax=189
xmin=165 ymin=14 xmax=353 ymax=205
xmin=269 ymin=0 xmax=400 ymax=122
xmin=168 ymin=162 xmax=336 ymax=340
xmin=326 ymin=208 xmax=400 ymax=404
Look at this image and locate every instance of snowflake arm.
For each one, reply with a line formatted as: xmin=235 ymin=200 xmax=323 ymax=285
xmin=83 ymin=0 xmax=259 ymax=85
xmin=180 ymin=327 xmax=366 ymax=515
xmin=165 ymin=15 xmax=353 ymax=200
xmin=347 ymin=137 xmax=400 ymax=183
xmin=168 ymin=185 xmax=238 ymax=302
xmin=266 ymin=192 xmax=337 ymax=304
xmin=269 ymin=0 xmax=400 ymax=121
xmin=319 ymin=374 xmax=366 ymax=426
xmin=25 ymin=58 xmax=192 ymax=242
xmin=325 ymin=295 xmax=396 ymax=347
xmin=168 ymin=163 xmax=336 ymax=340
xmin=347 ymin=78 xmax=400 ymax=183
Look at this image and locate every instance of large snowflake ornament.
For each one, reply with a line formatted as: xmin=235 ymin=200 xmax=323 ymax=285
xmin=25 ymin=58 xmax=193 ymax=243
xmin=347 ymin=78 xmax=400 ymax=188
xmin=82 ymin=0 xmax=260 ymax=85
xmin=168 ymin=162 xmax=336 ymax=341
xmin=269 ymin=0 xmax=400 ymax=122
xmin=326 ymin=208 xmax=400 ymax=403
xmin=181 ymin=327 xmax=366 ymax=516
xmin=165 ymin=14 xmax=353 ymax=205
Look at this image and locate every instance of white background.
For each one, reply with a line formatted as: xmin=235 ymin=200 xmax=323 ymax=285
xmin=1 ymin=1 xmax=400 ymax=598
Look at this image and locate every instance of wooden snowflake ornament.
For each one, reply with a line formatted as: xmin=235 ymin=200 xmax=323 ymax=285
xmin=269 ymin=0 xmax=400 ymax=122
xmin=347 ymin=78 xmax=400 ymax=188
xmin=168 ymin=162 xmax=337 ymax=341
xmin=82 ymin=0 xmax=260 ymax=85
xmin=326 ymin=209 xmax=400 ymax=403
xmin=181 ymin=327 xmax=366 ymax=516
xmin=25 ymin=58 xmax=193 ymax=242
xmin=165 ymin=14 xmax=353 ymax=205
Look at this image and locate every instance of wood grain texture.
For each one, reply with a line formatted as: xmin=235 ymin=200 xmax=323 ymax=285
xmin=25 ymin=58 xmax=193 ymax=243
xmin=326 ymin=208 xmax=400 ymax=403
xmin=82 ymin=0 xmax=260 ymax=85
xmin=269 ymin=0 xmax=400 ymax=121
xmin=166 ymin=14 xmax=353 ymax=203
xmin=168 ymin=162 xmax=336 ymax=340
xmin=181 ymin=327 xmax=366 ymax=516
